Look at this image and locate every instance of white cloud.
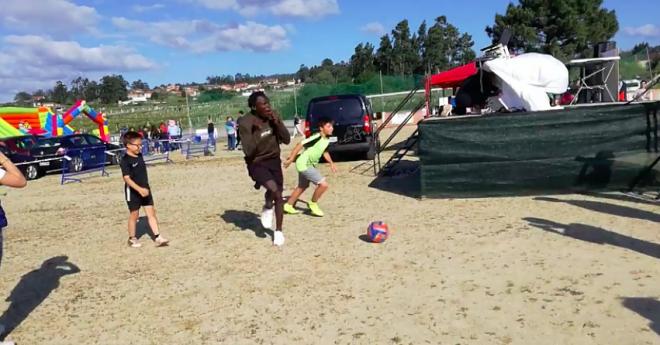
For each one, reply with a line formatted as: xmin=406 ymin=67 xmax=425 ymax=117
xmin=112 ymin=17 xmax=290 ymax=53
xmin=361 ymin=22 xmax=386 ymax=36
xmin=133 ymin=3 xmax=166 ymax=12
xmin=268 ymin=0 xmax=338 ymax=17
xmin=191 ymin=0 xmax=238 ymax=10
xmin=623 ymin=24 xmax=660 ymax=38
xmin=191 ymin=0 xmax=339 ymax=18
xmin=0 ymin=0 xmax=101 ymax=37
xmin=0 ymin=35 xmax=157 ymax=101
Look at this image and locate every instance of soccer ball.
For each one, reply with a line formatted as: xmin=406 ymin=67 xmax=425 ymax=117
xmin=367 ymin=221 xmax=389 ymax=243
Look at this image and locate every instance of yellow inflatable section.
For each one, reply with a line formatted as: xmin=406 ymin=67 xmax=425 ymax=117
xmin=0 ymin=117 xmax=21 ymax=138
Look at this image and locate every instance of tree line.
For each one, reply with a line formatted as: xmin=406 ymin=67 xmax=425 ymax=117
xmin=297 ymin=0 xmax=622 ymax=85
xmin=296 ymin=16 xmax=476 ymax=85
xmin=13 ymin=75 xmax=149 ymax=106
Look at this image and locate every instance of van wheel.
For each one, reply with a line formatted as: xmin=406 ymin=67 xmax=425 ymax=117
xmin=69 ymin=156 xmax=83 ymax=172
xmin=112 ymin=154 xmax=121 ymax=165
xmin=25 ymin=164 xmax=39 ymax=180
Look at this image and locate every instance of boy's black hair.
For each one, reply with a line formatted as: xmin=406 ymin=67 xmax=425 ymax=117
xmin=123 ymin=131 xmax=142 ymax=145
xmin=317 ymin=117 xmax=334 ymax=128
xmin=248 ymin=91 xmax=268 ymax=109
xmin=238 ymin=110 xmax=244 ymax=115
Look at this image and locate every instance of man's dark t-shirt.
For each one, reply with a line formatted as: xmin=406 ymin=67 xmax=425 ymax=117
xmin=208 ymin=122 xmax=214 ymax=134
xmin=120 ymin=154 xmax=149 ymax=189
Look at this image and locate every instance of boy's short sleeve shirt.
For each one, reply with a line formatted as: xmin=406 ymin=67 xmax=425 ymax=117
xmin=295 ymin=133 xmax=330 ymax=172
xmin=120 ymin=154 xmax=149 ymax=188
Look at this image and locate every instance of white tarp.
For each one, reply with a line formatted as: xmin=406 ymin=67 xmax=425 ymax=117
xmin=483 ymin=53 xmax=569 ymax=112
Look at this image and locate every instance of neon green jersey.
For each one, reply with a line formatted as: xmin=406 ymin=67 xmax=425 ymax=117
xmin=295 ymin=133 xmax=330 ymax=172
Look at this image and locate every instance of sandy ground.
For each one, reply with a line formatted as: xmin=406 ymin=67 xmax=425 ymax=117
xmin=0 ymin=131 xmax=658 ymax=345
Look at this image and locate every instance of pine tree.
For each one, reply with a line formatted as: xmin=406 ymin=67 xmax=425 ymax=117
xmin=485 ymin=0 xmax=619 ymax=61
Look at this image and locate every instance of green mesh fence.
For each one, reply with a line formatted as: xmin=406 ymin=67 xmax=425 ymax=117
xmin=72 ymin=75 xmax=428 ymax=134
xmin=418 ymin=102 xmax=660 ymax=198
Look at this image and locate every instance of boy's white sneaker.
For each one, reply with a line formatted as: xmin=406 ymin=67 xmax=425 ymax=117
xmin=154 ymin=235 xmax=169 ymax=247
xmin=0 ymin=340 xmax=15 ymax=345
xmin=261 ymin=207 xmax=274 ymax=229
xmin=273 ymin=231 xmax=285 ymax=246
xmin=128 ymin=238 xmax=142 ymax=248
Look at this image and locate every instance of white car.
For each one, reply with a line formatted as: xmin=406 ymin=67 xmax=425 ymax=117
xmin=623 ymin=79 xmax=641 ymax=100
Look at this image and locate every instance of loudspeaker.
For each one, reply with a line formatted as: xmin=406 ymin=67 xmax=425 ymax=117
xmin=593 ymin=41 xmax=616 ymax=58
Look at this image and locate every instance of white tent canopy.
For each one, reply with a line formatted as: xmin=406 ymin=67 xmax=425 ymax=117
xmin=483 ymin=53 xmax=569 ymax=112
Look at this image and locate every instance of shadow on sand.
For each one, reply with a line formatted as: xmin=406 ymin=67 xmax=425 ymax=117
xmin=535 ymin=197 xmax=660 ymax=223
xmin=621 ymin=297 xmax=660 ymax=336
xmin=135 ymin=216 xmax=157 ymax=240
xmin=367 ymin=161 xmax=420 ymax=199
xmin=0 ymin=256 xmax=80 ymax=340
xmin=221 ymin=210 xmax=273 ymax=239
xmin=524 ymin=217 xmax=660 ymax=260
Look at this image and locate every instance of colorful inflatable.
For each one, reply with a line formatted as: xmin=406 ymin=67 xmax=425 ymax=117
xmin=0 ymin=100 xmax=109 ymax=141
xmin=62 ymin=100 xmax=109 ymax=142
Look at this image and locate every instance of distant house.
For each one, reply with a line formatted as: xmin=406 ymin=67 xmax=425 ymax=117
xmin=31 ymin=95 xmax=46 ymax=107
xmin=127 ymin=89 xmax=152 ymax=103
xmin=263 ymin=78 xmax=279 ymax=86
xmin=233 ymin=83 xmax=249 ymax=91
xmin=241 ymin=88 xmax=265 ymax=97
xmin=165 ymin=84 xmax=181 ymax=95
xmin=184 ymin=86 xmax=200 ymax=97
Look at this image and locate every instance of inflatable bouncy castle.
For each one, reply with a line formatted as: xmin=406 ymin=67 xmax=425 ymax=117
xmin=0 ymin=100 xmax=109 ymax=141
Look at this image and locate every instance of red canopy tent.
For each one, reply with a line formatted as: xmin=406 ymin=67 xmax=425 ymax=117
xmin=425 ymin=62 xmax=478 ymax=115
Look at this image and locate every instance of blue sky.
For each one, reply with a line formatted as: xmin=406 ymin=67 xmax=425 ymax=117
xmin=0 ymin=0 xmax=658 ymax=101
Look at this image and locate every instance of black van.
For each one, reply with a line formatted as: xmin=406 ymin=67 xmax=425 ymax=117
xmin=304 ymin=94 xmax=377 ymax=160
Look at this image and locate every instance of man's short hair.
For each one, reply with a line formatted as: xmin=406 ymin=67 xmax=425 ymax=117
xmin=248 ymin=91 xmax=268 ymax=109
xmin=317 ymin=117 xmax=334 ymax=128
xmin=123 ymin=131 xmax=141 ymax=145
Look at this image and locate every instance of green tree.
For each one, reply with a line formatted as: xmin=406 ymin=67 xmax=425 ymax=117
xmin=99 ymin=75 xmax=129 ymax=104
xmin=131 ymin=79 xmax=149 ymax=90
xmin=376 ymin=34 xmax=394 ymax=75
xmin=52 ymin=81 xmax=68 ymax=104
xmin=296 ymin=64 xmax=311 ymax=83
xmin=453 ymin=33 xmax=476 ymax=66
xmin=414 ymin=21 xmax=428 ymax=74
xmin=14 ymin=91 xmax=32 ymax=104
xmin=486 ymin=0 xmax=619 ymax=61
xmin=391 ymin=20 xmax=415 ymax=76
xmin=422 ymin=16 xmax=475 ymax=73
xmin=70 ymin=77 xmax=88 ymax=101
xmin=350 ymin=43 xmax=376 ymax=82
xmin=321 ymin=58 xmax=334 ymax=68
xmin=84 ymin=80 xmax=100 ymax=101
xmin=314 ymin=70 xmax=335 ymax=84
xmin=631 ymin=42 xmax=650 ymax=56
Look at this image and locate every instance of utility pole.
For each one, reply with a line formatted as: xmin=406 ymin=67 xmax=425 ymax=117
xmin=647 ymin=46 xmax=655 ymax=79
xmin=379 ymin=70 xmax=385 ymax=112
xmin=293 ymin=82 xmax=298 ymax=117
xmin=185 ymin=90 xmax=193 ymax=136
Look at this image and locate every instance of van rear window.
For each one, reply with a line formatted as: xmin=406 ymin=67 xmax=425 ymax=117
xmin=309 ymin=98 xmax=364 ymax=125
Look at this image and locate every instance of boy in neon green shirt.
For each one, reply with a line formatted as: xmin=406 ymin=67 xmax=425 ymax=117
xmin=283 ymin=117 xmax=337 ymax=217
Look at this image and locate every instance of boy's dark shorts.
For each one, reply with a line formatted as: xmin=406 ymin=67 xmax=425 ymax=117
xmin=247 ymin=158 xmax=283 ymax=190
xmin=125 ymin=187 xmax=154 ymax=211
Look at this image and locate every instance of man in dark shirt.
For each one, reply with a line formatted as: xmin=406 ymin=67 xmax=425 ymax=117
xmin=120 ymin=131 xmax=169 ymax=248
xmin=238 ymin=92 xmax=291 ymax=246
xmin=207 ymin=117 xmax=216 ymax=151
